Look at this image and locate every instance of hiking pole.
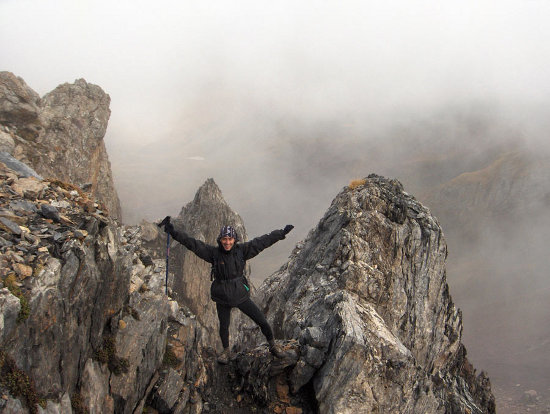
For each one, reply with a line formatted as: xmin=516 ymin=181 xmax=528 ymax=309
xmin=157 ymin=216 xmax=171 ymax=295
xmin=164 ymin=233 xmax=170 ymax=295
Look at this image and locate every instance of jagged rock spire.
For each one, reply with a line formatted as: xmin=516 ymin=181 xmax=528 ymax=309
xmin=253 ymin=174 xmax=495 ymax=413
xmin=0 ymin=72 xmax=121 ymax=221
xmin=176 ymin=178 xmax=247 ymax=243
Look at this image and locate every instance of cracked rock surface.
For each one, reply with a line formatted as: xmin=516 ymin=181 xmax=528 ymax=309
xmin=252 ymin=175 xmax=495 ymax=414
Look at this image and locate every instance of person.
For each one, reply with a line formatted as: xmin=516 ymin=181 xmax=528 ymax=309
xmin=161 ymin=216 xmax=294 ymax=364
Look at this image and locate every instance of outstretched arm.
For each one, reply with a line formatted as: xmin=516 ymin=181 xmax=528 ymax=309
xmin=161 ymin=217 xmax=215 ymax=263
xmin=241 ymin=225 xmax=294 ymax=260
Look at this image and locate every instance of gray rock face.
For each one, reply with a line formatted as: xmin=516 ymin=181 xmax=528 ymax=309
xmin=0 ymin=73 xmax=121 ymax=221
xmin=252 ymin=174 xmax=495 ymax=413
xmin=0 ymin=288 xmax=20 ymax=343
xmin=109 ymin=290 xmax=171 ymax=413
xmin=0 ymin=159 xmax=225 ymax=413
xmin=0 ymin=72 xmax=42 ymax=136
xmin=149 ymin=367 xmax=185 ymax=412
xmin=0 ymin=151 xmax=42 ymax=179
xmin=0 ymin=130 xmax=15 ymax=154
xmin=0 ymin=160 xmax=172 ymax=412
xmin=3 ymin=215 xmax=130 ymax=398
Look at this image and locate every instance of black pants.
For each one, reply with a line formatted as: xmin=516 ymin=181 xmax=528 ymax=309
xmin=216 ymin=298 xmax=274 ymax=349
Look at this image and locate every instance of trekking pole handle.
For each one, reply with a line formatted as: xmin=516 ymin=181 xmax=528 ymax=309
xmin=158 ymin=216 xmax=170 ymax=228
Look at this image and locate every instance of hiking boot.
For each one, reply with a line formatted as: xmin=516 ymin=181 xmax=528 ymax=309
xmin=268 ymin=339 xmax=285 ymax=358
xmin=217 ymin=347 xmax=231 ymax=364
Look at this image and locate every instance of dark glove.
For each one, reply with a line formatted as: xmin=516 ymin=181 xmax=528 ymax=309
xmin=158 ymin=216 xmax=173 ymax=233
xmin=283 ymin=224 xmax=294 ymax=235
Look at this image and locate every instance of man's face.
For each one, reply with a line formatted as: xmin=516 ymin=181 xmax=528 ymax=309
xmin=220 ymin=236 xmax=235 ymax=251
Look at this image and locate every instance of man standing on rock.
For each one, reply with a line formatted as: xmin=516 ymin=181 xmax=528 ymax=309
xmin=161 ymin=217 xmax=293 ymax=364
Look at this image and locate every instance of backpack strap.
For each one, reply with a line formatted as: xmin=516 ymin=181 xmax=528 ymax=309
xmin=210 ymin=258 xmax=217 ymax=281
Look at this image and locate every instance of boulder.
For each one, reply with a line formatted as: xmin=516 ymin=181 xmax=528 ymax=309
xmin=149 ymin=368 xmax=185 ymax=413
xmin=0 ymin=152 xmax=42 ymax=179
xmin=0 ymin=72 xmax=41 ymax=132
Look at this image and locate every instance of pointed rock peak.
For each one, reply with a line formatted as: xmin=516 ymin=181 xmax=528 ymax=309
xmin=42 ymin=78 xmax=111 ymax=111
xmin=186 ymin=178 xmax=226 ymax=211
xmin=171 ymin=177 xmax=247 ymax=331
xmin=254 ymin=173 xmax=494 ymax=413
xmin=279 ymin=174 xmax=423 ymax=291
xmin=195 ymin=178 xmax=222 ymax=199
xmin=177 ymin=178 xmax=246 ymax=241
xmin=295 ymin=174 xmax=422 ymax=265
xmin=1 ymin=73 xmax=121 ymax=220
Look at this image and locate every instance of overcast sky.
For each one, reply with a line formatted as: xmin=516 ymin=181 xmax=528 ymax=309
xmin=3 ymin=0 xmax=550 ymax=263
xmin=2 ymin=0 xmax=550 ymax=135
xmin=3 ymin=0 xmax=550 ymax=249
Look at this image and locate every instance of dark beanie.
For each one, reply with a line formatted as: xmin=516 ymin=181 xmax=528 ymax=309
xmin=218 ymin=225 xmax=238 ymax=241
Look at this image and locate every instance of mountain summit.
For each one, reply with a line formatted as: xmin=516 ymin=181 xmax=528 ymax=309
xmin=253 ymin=174 xmax=495 ymax=413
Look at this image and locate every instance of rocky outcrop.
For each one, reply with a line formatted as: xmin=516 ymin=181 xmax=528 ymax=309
xmin=0 ymin=73 xmax=42 ymax=140
xmin=250 ymin=175 xmax=495 ymax=413
xmin=0 ymin=72 xmax=121 ymax=221
xmin=0 ymin=159 xmax=208 ymax=413
xmin=0 ymin=149 xmax=494 ymax=412
xmin=0 ymin=159 xmax=284 ymax=414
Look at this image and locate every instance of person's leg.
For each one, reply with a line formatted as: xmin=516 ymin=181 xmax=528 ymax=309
xmin=216 ymin=303 xmax=232 ymax=364
xmin=237 ymin=298 xmax=274 ymax=341
xmin=237 ymin=299 xmax=285 ymax=357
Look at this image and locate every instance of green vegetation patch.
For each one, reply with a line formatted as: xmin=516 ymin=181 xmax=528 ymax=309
xmin=162 ymin=345 xmax=182 ymax=369
xmin=0 ymin=350 xmax=40 ymax=414
xmin=94 ymin=336 xmax=129 ymax=375
xmin=3 ymin=274 xmax=31 ymax=323
xmin=71 ymin=392 xmax=90 ymax=414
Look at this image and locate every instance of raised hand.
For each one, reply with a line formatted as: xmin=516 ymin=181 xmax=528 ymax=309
xmin=158 ymin=216 xmax=173 ymax=233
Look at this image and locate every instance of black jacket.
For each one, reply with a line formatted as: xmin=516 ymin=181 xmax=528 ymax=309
xmin=167 ymin=227 xmax=287 ymax=306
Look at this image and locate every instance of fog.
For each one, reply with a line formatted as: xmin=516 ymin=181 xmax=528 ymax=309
xmin=2 ymin=0 xmax=550 ymax=409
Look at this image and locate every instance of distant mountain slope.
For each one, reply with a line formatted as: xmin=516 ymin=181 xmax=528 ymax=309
xmin=419 ymin=147 xmax=550 ymax=401
xmin=426 ymin=150 xmax=548 ymax=223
